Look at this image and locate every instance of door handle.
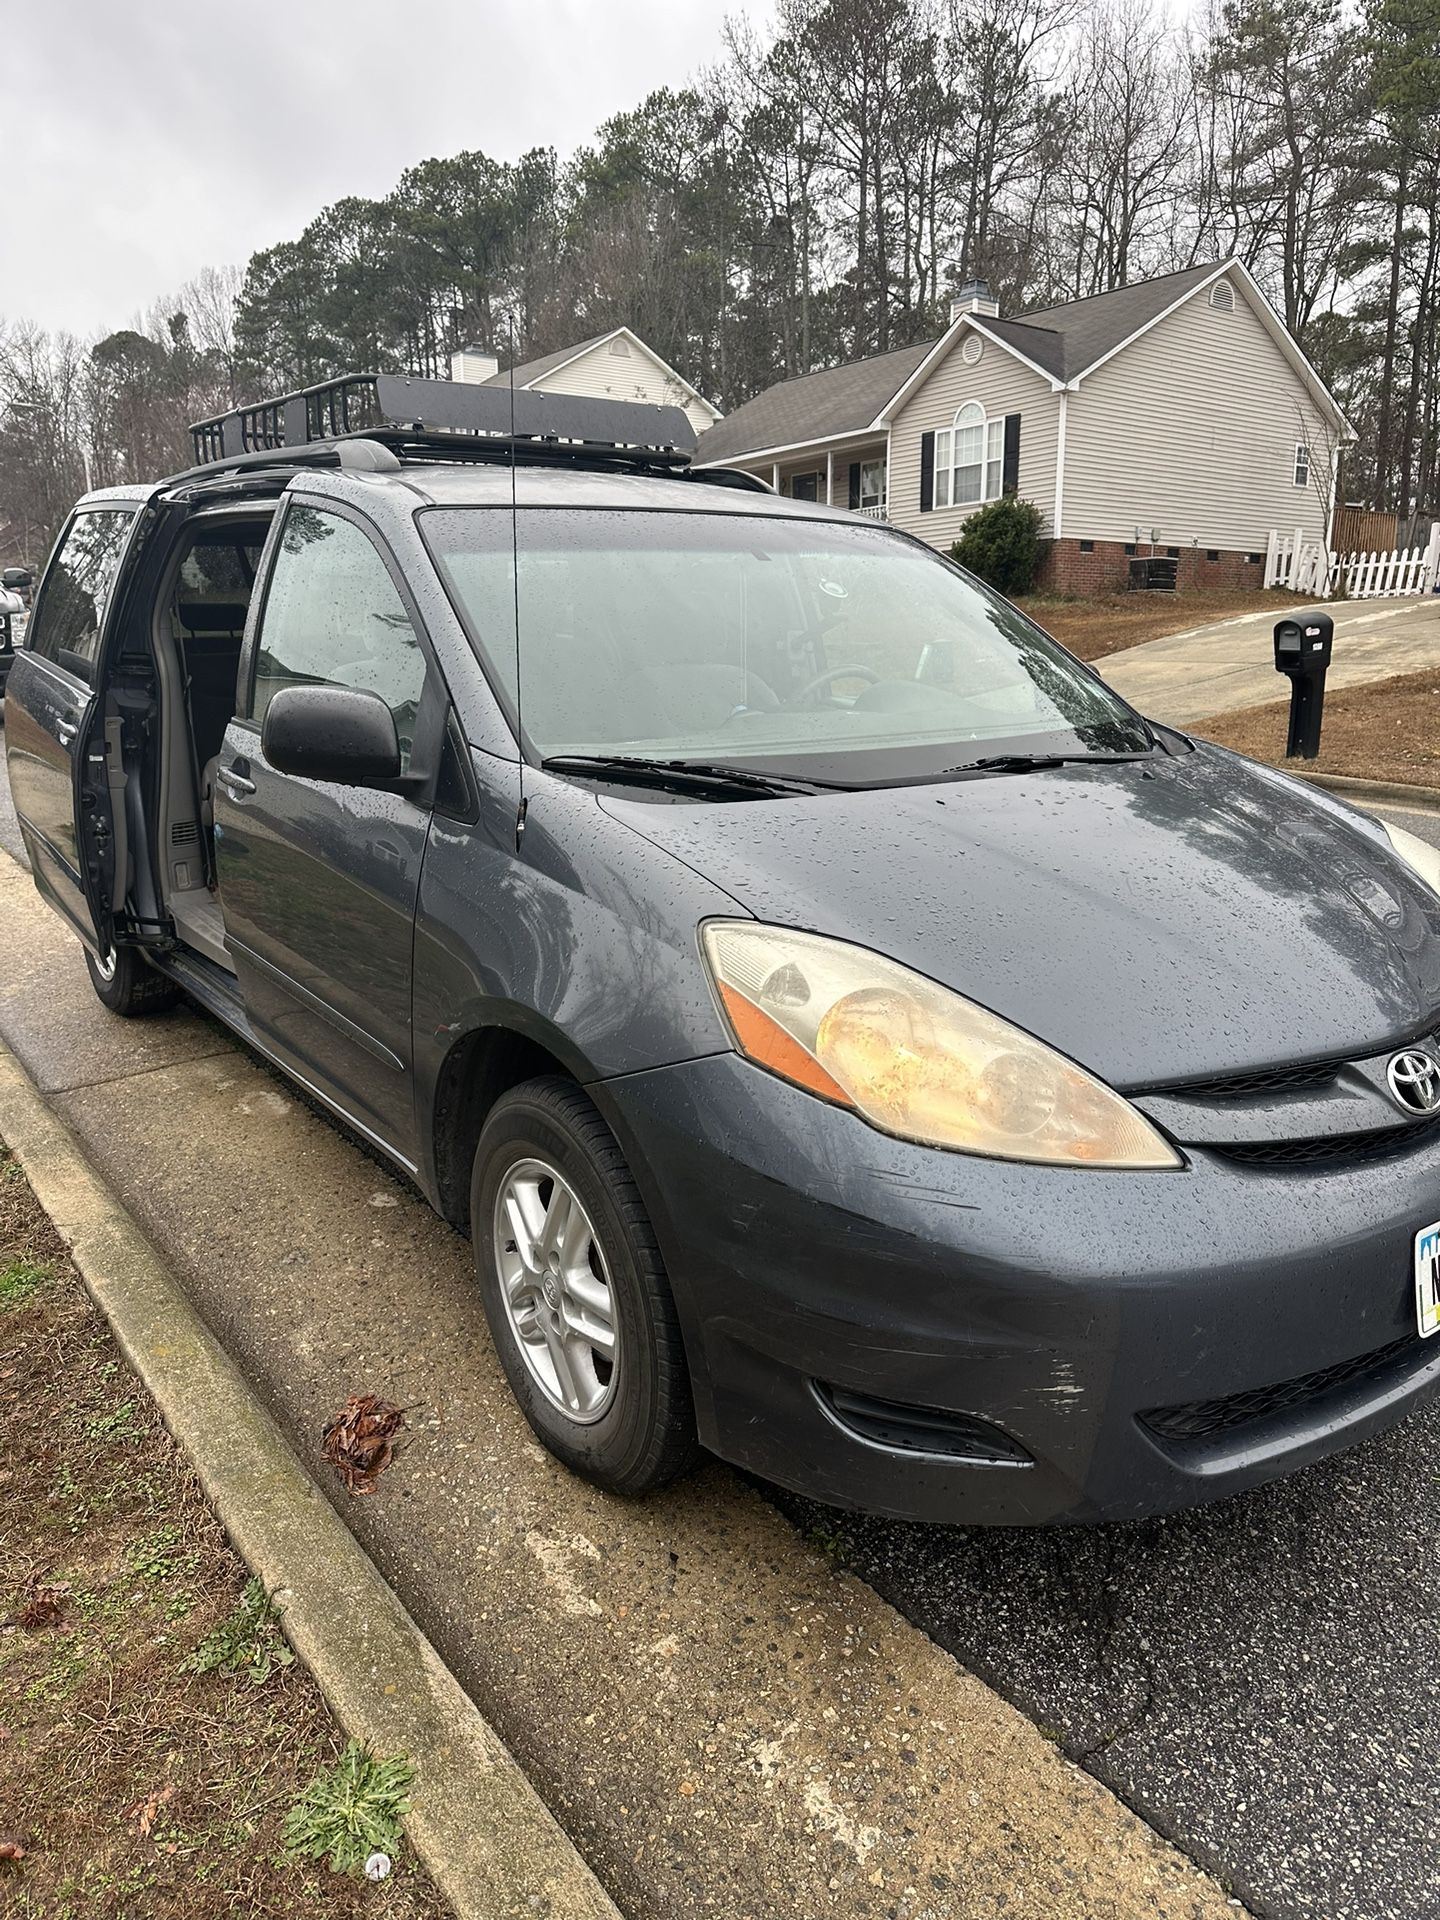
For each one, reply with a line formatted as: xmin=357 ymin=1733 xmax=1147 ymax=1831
xmin=216 ymin=762 xmax=256 ymax=799
xmin=55 ymin=715 xmax=78 ymax=746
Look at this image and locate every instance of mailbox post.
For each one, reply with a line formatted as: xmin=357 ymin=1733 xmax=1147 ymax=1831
xmin=1273 ymin=612 xmax=1335 ymax=759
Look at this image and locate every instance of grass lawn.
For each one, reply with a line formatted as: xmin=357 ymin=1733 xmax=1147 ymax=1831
xmin=0 ymin=1145 xmax=449 ymax=1919
xmin=1015 ymin=586 xmax=1308 ymax=663
xmin=1196 ymin=667 xmax=1440 ymax=790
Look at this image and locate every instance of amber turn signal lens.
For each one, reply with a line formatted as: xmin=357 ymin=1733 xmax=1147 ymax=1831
xmin=717 ymin=982 xmax=854 ymax=1108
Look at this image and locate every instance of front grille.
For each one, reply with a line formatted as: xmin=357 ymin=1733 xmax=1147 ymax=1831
xmin=1168 ymin=1059 xmax=1342 ymax=1100
xmin=1213 ymin=1115 xmax=1440 ymax=1170
xmin=1141 ymin=1333 xmax=1422 ymax=1444
xmin=816 ymin=1383 xmax=1032 ymax=1464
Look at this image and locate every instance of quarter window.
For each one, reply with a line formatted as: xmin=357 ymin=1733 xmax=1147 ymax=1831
xmin=1294 ymin=443 xmax=1311 ymax=488
xmin=252 ymin=504 xmax=427 ymax=770
xmin=27 ymin=507 xmax=135 ymax=676
xmin=934 ymin=403 xmax=1003 ymax=510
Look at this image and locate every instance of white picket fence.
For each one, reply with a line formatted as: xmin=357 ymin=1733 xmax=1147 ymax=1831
xmin=1264 ymin=522 xmax=1440 ymax=600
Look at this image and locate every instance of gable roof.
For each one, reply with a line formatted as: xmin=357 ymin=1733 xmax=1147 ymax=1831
xmin=697 ymin=259 xmax=1348 ymax=465
xmin=998 ymin=262 xmax=1222 ymax=383
xmin=483 ymin=325 xmax=720 ymax=420
xmin=694 ymin=341 xmax=932 ymax=465
xmin=483 ymin=332 xmax=612 ymax=391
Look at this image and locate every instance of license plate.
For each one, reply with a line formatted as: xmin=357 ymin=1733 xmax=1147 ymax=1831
xmin=1416 ymin=1222 xmax=1440 ymax=1338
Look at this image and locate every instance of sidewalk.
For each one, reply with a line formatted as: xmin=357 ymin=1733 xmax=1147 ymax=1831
xmin=1099 ymin=595 xmax=1440 ymax=728
xmin=0 ymin=847 xmax=1241 ymax=1919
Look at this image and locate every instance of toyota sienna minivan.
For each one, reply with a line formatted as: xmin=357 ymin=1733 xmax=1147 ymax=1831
xmin=8 ymin=372 xmax=1440 ymax=1526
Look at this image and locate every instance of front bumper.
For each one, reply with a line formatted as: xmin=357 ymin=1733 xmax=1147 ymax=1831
xmin=598 ymin=1052 xmax=1440 ymax=1525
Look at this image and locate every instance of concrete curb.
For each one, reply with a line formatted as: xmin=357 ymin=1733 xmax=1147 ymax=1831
xmin=1288 ymin=770 xmax=1440 ymax=815
xmin=0 ymin=1040 xmax=620 ymax=1920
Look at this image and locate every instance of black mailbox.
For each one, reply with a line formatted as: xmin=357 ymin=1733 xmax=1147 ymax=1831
xmin=1273 ymin=611 xmax=1334 ymax=759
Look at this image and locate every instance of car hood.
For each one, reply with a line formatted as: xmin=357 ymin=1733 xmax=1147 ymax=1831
xmin=600 ymin=748 xmax=1440 ymax=1087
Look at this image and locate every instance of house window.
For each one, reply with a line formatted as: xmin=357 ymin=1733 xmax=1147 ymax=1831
xmin=1123 ymin=542 xmax=1136 ymax=556
xmin=934 ymin=402 xmax=1003 ymax=509
xmin=1206 ymin=549 xmax=1220 ymax=561
xmin=1079 ymin=540 xmax=1095 ymax=553
xmin=790 ymin=472 xmax=821 ymax=503
xmin=1294 ymin=443 xmax=1311 ymax=488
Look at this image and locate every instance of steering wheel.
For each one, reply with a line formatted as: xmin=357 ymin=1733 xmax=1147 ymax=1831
xmin=791 ymin=663 xmax=881 ymax=705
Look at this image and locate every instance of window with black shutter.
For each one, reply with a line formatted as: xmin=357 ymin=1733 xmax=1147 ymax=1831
xmin=1002 ymin=414 xmax=1021 ymax=495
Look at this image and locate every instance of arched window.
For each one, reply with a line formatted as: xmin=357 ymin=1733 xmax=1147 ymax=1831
xmin=933 ymin=401 xmax=1004 ymax=509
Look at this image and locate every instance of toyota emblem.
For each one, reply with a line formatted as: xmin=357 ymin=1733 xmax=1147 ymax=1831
xmin=1386 ymin=1050 xmax=1440 ymax=1116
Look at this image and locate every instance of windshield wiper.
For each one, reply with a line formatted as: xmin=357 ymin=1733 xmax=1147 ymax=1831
xmin=945 ymin=751 xmax=1154 ymax=774
xmin=541 ymin=754 xmax=843 ymax=798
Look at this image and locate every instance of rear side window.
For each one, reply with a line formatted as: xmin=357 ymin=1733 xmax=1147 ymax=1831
xmin=28 ymin=508 xmax=135 ymax=675
xmin=251 ymin=503 xmax=427 ymax=770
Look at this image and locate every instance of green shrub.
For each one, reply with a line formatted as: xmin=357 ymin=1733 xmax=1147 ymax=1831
xmin=950 ymin=496 xmax=1048 ymax=596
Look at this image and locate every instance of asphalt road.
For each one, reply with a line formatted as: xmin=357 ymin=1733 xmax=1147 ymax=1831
xmin=2 ymin=722 xmax=1438 ymax=1920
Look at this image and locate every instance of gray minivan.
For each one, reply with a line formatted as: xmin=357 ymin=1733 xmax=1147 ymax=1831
xmin=9 ymin=374 xmax=1440 ymax=1526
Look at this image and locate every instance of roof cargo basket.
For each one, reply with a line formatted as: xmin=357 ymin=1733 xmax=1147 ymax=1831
xmin=189 ymin=372 xmax=699 ymax=471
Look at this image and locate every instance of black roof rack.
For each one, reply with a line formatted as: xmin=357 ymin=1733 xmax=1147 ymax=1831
xmin=189 ymin=372 xmax=700 ymax=472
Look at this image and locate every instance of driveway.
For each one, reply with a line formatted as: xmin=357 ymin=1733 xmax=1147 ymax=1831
xmin=1099 ymin=594 xmax=1440 ymax=728
xmin=2 ymin=742 xmax=1439 ymax=1920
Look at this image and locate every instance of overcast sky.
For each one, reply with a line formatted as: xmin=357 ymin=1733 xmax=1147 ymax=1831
xmin=1 ymin=0 xmax=774 ymax=338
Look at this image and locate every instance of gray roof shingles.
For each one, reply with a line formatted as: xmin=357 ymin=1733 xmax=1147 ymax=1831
xmin=696 ymin=261 xmax=1223 ymax=465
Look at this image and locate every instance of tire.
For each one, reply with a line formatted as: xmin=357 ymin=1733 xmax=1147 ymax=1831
xmin=84 ymin=943 xmax=181 ymax=1017
xmin=471 ymin=1075 xmax=698 ymax=1495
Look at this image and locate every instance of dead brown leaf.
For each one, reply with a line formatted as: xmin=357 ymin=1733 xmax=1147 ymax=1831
xmin=0 ymin=1836 xmax=27 ymax=1864
xmin=127 ymin=1784 xmax=175 ymax=1838
xmin=5 ymin=1577 xmax=70 ymax=1632
xmin=321 ymin=1392 xmax=406 ymax=1495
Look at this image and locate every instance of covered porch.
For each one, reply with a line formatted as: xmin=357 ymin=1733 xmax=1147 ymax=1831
xmin=753 ymin=438 xmax=889 ymax=519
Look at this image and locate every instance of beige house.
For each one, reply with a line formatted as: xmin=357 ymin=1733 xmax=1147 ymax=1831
xmin=694 ymin=261 xmax=1351 ymax=593
xmin=451 ymin=328 xmax=720 ymax=438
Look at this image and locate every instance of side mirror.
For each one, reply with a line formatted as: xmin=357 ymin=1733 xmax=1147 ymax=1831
xmin=261 ymin=683 xmax=401 ymax=787
xmin=2 ymin=567 xmax=32 ymax=590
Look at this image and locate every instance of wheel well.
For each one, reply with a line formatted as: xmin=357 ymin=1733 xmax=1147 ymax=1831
xmin=432 ymin=1027 xmax=574 ymax=1231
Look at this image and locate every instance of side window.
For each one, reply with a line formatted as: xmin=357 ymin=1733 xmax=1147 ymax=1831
xmin=28 ymin=509 xmax=135 ymax=675
xmin=252 ymin=503 xmax=427 ymax=770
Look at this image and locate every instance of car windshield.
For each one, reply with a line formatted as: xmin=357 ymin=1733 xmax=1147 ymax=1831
xmin=422 ymin=506 xmax=1152 ymax=784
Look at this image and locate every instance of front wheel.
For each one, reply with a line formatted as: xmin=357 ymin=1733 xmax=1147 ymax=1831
xmin=471 ymin=1076 xmax=698 ymax=1495
xmin=84 ymin=943 xmax=181 ymax=1017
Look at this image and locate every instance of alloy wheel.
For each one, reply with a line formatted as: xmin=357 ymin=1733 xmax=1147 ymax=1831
xmin=492 ymin=1156 xmax=619 ymax=1423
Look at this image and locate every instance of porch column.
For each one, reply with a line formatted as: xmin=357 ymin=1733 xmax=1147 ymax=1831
xmin=771 ymin=462 xmax=780 ymax=493
xmin=826 ymin=449 xmax=834 ymax=506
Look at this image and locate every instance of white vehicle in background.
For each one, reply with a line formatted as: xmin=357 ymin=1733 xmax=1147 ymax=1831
xmin=0 ymin=567 xmax=32 ymax=702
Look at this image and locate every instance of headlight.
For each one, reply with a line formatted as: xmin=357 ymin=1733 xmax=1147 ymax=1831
xmin=1380 ymin=822 xmax=1440 ymax=900
xmin=700 ymin=922 xmax=1181 ymax=1168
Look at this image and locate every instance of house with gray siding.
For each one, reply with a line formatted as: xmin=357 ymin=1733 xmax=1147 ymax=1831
xmin=693 ymin=261 xmax=1350 ymax=594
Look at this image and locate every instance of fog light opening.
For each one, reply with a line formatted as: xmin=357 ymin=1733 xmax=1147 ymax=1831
xmin=814 ymin=1382 xmax=1033 ymax=1466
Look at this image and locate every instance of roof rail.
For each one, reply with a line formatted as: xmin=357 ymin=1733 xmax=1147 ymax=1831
xmin=189 ymin=372 xmax=699 ymax=470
